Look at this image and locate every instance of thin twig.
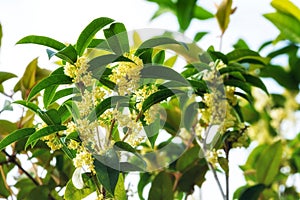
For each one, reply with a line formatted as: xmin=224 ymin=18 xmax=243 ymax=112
xmin=208 ymin=163 xmax=226 ymax=199
xmin=2 ymin=150 xmax=39 ymax=186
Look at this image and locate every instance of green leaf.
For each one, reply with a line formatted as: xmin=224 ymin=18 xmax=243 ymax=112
xmin=176 ymin=0 xmax=196 ymax=31
xmin=233 ymin=39 xmax=249 ymax=49
xmin=256 ymin=140 xmax=283 ymax=185
xmin=64 ymin=178 xmax=95 ymax=200
xmin=176 ymin=145 xmax=200 ymax=171
xmin=48 ymin=45 xmax=78 ymax=64
xmin=271 ymin=0 xmax=300 ymax=22
xmin=0 ymin=120 xmax=17 ymax=137
xmin=243 ymin=74 xmax=269 ymax=95
xmin=94 ymin=159 xmax=119 ymax=195
xmin=138 ymin=173 xmax=151 ymax=200
xmin=215 ymin=0 xmax=233 ymax=34
xmin=43 ymin=85 xmax=58 ymax=108
xmin=40 ymin=109 xmax=62 ymax=125
xmin=114 ymin=174 xmax=126 ymax=200
xmin=0 ymin=72 xmax=17 ymax=84
xmin=104 ymin=22 xmax=129 ymax=55
xmin=15 ymin=179 xmax=36 ymax=200
xmin=194 ymin=32 xmax=208 ymax=42
xmin=239 ymin=184 xmax=266 ymax=200
xmin=148 ymin=171 xmax=173 ymax=200
xmin=24 ymin=186 xmax=50 ymax=200
xmin=183 ymin=102 xmax=198 ymax=130
xmin=142 ymin=89 xmax=184 ymax=112
xmin=114 ymin=141 xmax=136 ymax=153
xmin=50 ymin=87 xmax=77 ymax=104
xmin=13 ymin=100 xmax=40 ymax=114
xmin=27 ymin=74 xmax=72 ymax=101
xmin=25 ymin=125 xmax=66 ymax=149
xmin=0 ymin=128 xmax=35 ymax=151
xmin=227 ymin=49 xmax=269 ymax=65
xmin=177 ymin=163 xmax=208 ymax=193
xmin=264 ymin=12 xmax=300 ymax=43
xmin=224 ymin=79 xmax=251 ymax=96
xmin=141 ymin=65 xmax=189 ymax=85
xmin=193 ymin=6 xmax=214 ymax=20
xmin=16 ymin=35 xmax=66 ymax=50
xmin=153 ymin=50 xmax=165 ymax=64
xmin=218 ymin=157 xmax=229 ymax=175
xmin=0 ymin=175 xmax=10 ymax=198
xmin=144 ymin=117 xmax=160 ymax=148
xmin=76 ymin=17 xmax=114 ymax=56
xmin=88 ymin=96 xmax=129 ymax=121
xmin=135 ymin=37 xmax=183 ymax=56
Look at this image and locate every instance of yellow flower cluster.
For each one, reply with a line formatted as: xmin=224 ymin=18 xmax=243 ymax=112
xmin=73 ymin=145 xmax=95 ymax=174
xmin=109 ymin=53 xmax=143 ymax=95
xmin=41 ymin=133 xmax=63 ymax=151
xmin=205 ymin=149 xmax=220 ymax=168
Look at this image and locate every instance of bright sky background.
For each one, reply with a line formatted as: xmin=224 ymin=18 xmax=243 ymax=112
xmin=0 ymin=0 xmax=300 ymax=199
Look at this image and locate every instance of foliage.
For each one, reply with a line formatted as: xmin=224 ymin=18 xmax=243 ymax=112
xmin=0 ymin=0 xmax=299 ymax=200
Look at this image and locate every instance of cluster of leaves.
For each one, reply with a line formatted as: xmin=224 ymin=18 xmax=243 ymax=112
xmin=0 ymin=0 xmax=299 ymax=200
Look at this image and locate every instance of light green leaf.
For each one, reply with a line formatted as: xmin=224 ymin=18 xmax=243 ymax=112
xmin=138 ymin=173 xmax=151 ymax=200
xmin=148 ymin=171 xmax=173 ymax=200
xmin=76 ymin=17 xmax=114 ymax=56
xmin=271 ymin=0 xmax=300 ymax=22
xmin=114 ymin=174 xmax=126 ymax=200
xmin=164 ymin=55 xmax=177 ymax=67
xmin=64 ymin=178 xmax=95 ymax=200
xmin=256 ymin=140 xmax=283 ymax=185
xmin=16 ymin=35 xmax=66 ymax=51
xmin=27 ymin=74 xmax=72 ymax=101
xmin=0 ymin=120 xmax=17 ymax=137
xmin=194 ymin=32 xmax=208 ymax=42
xmin=104 ymin=22 xmax=129 ymax=55
xmin=264 ymin=12 xmax=300 ymax=43
xmin=0 ymin=128 xmax=35 ymax=151
xmin=193 ymin=6 xmax=214 ymax=20
xmin=215 ymin=0 xmax=233 ymax=34
xmin=25 ymin=125 xmax=66 ymax=149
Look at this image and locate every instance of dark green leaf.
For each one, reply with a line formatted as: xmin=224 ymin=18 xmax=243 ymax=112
xmin=43 ymin=85 xmax=58 ymax=108
xmin=135 ymin=37 xmax=182 ymax=56
xmin=114 ymin=141 xmax=136 ymax=153
xmin=243 ymin=74 xmax=269 ymax=95
xmin=138 ymin=173 xmax=151 ymax=200
xmin=183 ymin=102 xmax=198 ymax=130
xmin=227 ymin=49 xmax=269 ymax=65
xmin=24 ymin=186 xmax=50 ymax=200
xmin=88 ymin=96 xmax=129 ymax=121
xmin=239 ymin=184 xmax=266 ymax=200
xmin=153 ymin=50 xmax=165 ymax=64
xmin=256 ymin=140 xmax=282 ymax=185
xmin=76 ymin=17 xmax=114 ymax=56
xmin=16 ymin=35 xmax=66 ymax=50
xmin=88 ymin=39 xmax=110 ymax=51
xmin=148 ymin=171 xmax=173 ymax=200
xmin=48 ymin=45 xmax=78 ymax=64
xmin=224 ymin=79 xmax=251 ymax=96
xmin=176 ymin=0 xmax=196 ymax=31
xmin=27 ymin=74 xmax=72 ymax=101
xmin=0 ymin=128 xmax=35 ymax=151
xmin=141 ymin=65 xmax=189 ymax=85
xmin=104 ymin=23 xmax=129 ymax=55
xmin=142 ymin=89 xmax=184 ymax=112
xmin=25 ymin=125 xmax=66 ymax=149
xmin=176 ymin=145 xmax=200 ymax=171
xmin=94 ymin=159 xmax=119 ymax=195
xmin=13 ymin=100 xmax=40 ymax=114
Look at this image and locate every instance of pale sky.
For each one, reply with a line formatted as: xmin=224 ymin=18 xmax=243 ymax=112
xmin=0 ymin=0 xmax=299 ymax=199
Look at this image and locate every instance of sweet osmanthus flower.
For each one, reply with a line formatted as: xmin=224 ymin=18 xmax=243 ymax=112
xmin=0 ymin=13 xmax=273 ymax=200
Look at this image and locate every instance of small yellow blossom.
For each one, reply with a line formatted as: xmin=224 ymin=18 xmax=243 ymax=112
xmin=73 ymin=146 xmax=95 ymax=174
xmin=206 ymin=149 xmax=220 ymax=167
xmin=68 ymin=139 xmax=79 ymax=150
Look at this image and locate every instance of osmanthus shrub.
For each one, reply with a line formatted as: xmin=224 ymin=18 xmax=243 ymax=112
xmin=0 ymin=16 xmax=270 ymax=199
